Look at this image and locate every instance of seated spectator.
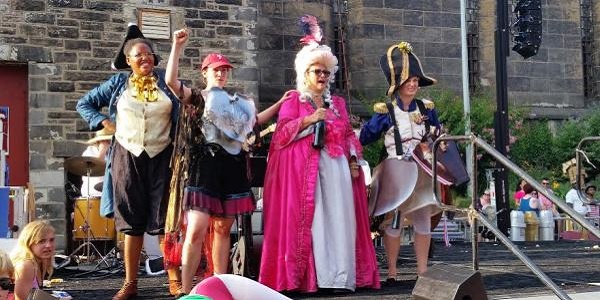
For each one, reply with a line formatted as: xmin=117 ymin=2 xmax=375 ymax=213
xmin=584 ymin=184 xmax=599 ymax=226
xmin=538 ymin=178 xmax=558 ymax=216
xmin=565 ymin=184 xmax=590 ymax=217
xmin=514 ymin=179 xmax=527 ymax=207
xmin=0 ymin=249 xmax=14 ymax=300
xmin=10 ymin=221 xmax=55 ymax=300
xmin=518 ymin=183 xmax=540 ymax=215
xmin=584 ymin=184 xmax=597 ymax=203
xmin=478 ymin=190 xmax=496 ymax=241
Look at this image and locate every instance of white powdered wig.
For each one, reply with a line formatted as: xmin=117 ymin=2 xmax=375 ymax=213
xmin=294 ymin=43 xmax=339 ymax=91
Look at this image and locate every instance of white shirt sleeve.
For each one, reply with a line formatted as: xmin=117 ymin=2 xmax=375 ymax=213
xmin=565 ymin=189 xmax=577 ymax=204
xmin=573 ymin=200 xmax=590 ymax=215
xmin=565 ymin=189 xmax=590 ymax=215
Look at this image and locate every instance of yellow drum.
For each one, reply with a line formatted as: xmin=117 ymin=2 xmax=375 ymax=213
xmin=73 ymin=197 xmax=115 ymax=240
xmin=524 ymin=211 xmax=539 ymax=241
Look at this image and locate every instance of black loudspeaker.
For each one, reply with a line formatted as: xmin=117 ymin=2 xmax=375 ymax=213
xmin=512 ymin=0 xmax=542 ymax=59
xmin=412 ymin=265 xmax=488 ymax=300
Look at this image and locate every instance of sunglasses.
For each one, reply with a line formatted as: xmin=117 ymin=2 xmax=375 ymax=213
xmin=542 ymin=182 xmax=549 ymax=185
xmin=308 ymin=69 xmax=331 ymax=77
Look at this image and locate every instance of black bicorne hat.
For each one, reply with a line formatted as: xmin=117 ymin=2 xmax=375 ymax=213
xmin=112 ymin=23 xmax=160 ymax=71
xmin=379 ymin=41 xmax=436 ymax=96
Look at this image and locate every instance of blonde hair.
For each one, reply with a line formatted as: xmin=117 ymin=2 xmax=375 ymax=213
xmin=0 ymin=249 xmax=13 ymax=278
xmin=10 ymin=220 xmax=55 ymax=279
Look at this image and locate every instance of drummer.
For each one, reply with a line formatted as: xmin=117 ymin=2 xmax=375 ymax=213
xmin=360 ymin=41 xmax=442 ymax=281
xmin=80 ymin=127 xmax=113 ymax=198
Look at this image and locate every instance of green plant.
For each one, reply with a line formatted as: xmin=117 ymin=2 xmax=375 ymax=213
xmin=362 ymin=139 xmax=384 ymax=168
xmin=510 ymin=120 xmax=556 ymax=172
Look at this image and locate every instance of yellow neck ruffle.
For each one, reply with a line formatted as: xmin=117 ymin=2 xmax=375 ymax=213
xmin=129 ymin=74 xmax=159 ymax=102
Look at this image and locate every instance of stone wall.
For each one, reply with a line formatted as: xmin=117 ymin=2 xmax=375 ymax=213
xmin=478 ymin=1 xmax=585 ymax=118
xmin=346 ymin=0 xmax=463 ymax=100
xmin=592 ymin=0 xmax=600 ymax=100
xmin=0 ymin=0 xmax=258 ymax=250
xmin=256 ymin=0 xmax=334 ymax=107
xmin=510 ymin=2 xmax=584 ymax=112
xmin=348 ymin=0 xmax=588 ymax=118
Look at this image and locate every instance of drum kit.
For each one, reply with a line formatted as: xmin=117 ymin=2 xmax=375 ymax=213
xmin=64 ymin=156 xmax=117 ymax=269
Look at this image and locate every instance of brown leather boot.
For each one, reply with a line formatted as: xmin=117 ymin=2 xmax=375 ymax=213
xmin=169 ymin=279 xmax=185 ymax=298
xmin=112 ymin=280 xmax=138 ymax=300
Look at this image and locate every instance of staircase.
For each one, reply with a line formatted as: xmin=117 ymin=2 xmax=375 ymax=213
xmin=431 ymin=217 xmax=467 ymax=242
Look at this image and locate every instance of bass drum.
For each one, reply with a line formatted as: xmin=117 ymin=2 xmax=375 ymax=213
xmin=368 ymin=158 xmax=419 ymax=216
xmin=73 ymin=197 xmax=115 ymax=240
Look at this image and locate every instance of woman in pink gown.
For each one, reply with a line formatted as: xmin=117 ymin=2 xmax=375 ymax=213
xmin=259 ymin=15 xmax=380 ymax=293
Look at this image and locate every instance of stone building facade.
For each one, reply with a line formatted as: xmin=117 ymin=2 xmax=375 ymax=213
xmin=0 ymin=0 xmax=597 ymax=249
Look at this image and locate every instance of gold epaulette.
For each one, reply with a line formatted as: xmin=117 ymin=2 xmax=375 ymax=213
xmin=422 ymin=99 xmax=435 ymax=110
xmin=373 ymin=102 xmax=388 ymax=114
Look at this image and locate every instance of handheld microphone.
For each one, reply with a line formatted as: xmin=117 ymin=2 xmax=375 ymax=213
xmin=313 ymin=101 xmax=329 ymax=149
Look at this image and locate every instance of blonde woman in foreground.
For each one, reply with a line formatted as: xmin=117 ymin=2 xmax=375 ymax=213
xmin=10 ymin=220 xmax=55 ymax=300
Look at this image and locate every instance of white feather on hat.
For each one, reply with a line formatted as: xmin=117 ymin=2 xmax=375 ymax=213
xmin=294 ymin=15 xmax=338 ymax=92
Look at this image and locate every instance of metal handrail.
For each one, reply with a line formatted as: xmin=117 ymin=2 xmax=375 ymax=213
xmin=430 ymin=134 xmax=600 ymax=300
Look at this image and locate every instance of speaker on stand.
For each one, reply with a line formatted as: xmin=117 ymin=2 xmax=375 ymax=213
xmin=412 ymin=265 xmax=488 ymax=300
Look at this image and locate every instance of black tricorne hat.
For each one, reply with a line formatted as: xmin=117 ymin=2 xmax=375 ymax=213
xmin=379 ymin=41 xmax=436 ymax=96
xmin=111 ymin=23 xmax=160 ymax=71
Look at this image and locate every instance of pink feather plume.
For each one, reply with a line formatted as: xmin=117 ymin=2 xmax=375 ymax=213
xmin=299 ymin=15 xmax=322 ymax=45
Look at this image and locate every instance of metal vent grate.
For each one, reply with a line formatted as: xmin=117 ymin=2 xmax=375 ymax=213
xmin=138 ymin=9 xmax=171 ymax=40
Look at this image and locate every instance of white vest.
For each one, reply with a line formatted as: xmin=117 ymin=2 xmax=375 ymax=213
xmin=384 ymin=105 xmax=427 ymax=159
xmin=115 ymin=88 xmax=172 ymax=158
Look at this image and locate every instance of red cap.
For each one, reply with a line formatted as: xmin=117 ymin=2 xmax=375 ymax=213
xmin=201 ymin=53 xmax=233 ymax=70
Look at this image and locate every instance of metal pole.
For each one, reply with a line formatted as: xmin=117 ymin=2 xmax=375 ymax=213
xmin=493 ymin=0 xmax=511 ymax=236
xmin=460 ymin=0 xmax=473 ymax=199
xmin=470 ymin=137 xmax=479 ymax=271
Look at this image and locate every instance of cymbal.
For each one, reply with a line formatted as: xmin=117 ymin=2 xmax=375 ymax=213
xmin=64 ymin=156 xmax=106 ymax=177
